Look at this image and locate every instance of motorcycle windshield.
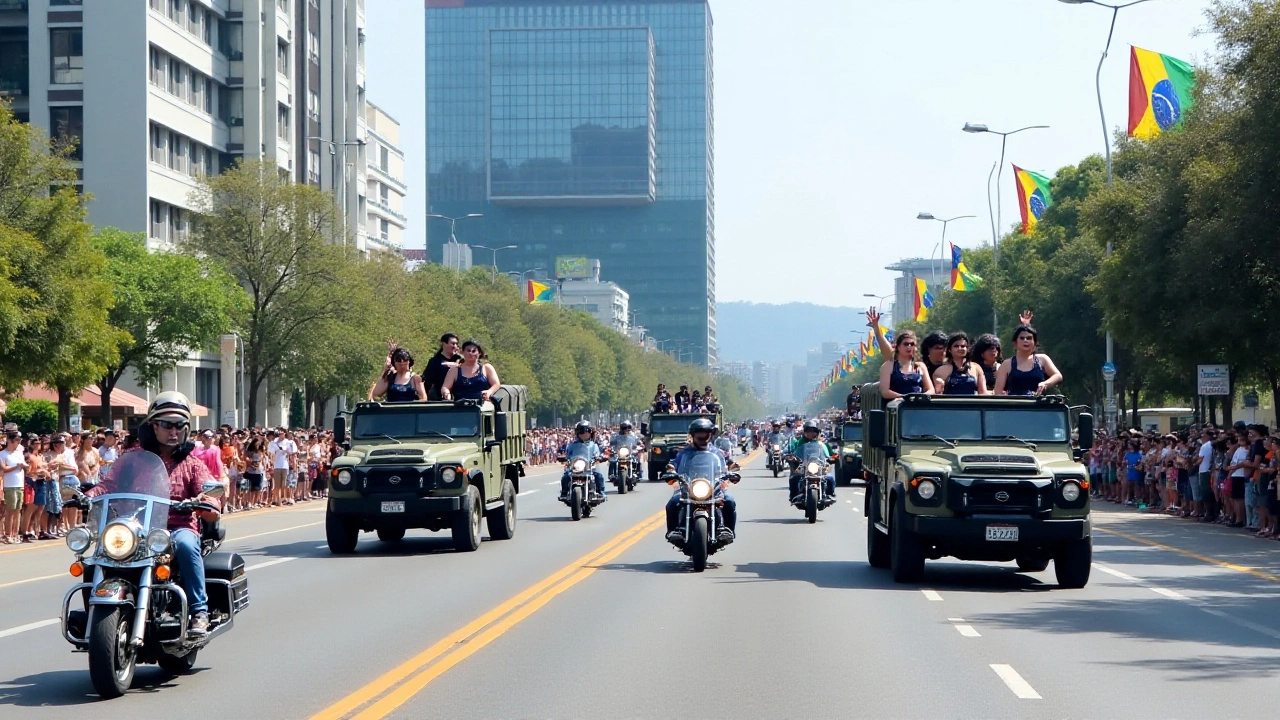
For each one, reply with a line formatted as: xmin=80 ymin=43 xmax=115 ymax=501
xmin=681 ymin=452 xmax=721 ymax=483
xmin=88 ymin=451 xmax=171 ymax=535
xmin=612 ymin=436 xmax=638 ymax=449
xmin=801 ymin=443 xmax=827 ymax=465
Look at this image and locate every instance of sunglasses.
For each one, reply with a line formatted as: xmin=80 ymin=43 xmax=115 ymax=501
xmin=154 ymin=420 xmax=190 ymax=430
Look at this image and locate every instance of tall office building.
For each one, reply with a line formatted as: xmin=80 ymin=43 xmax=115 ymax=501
xmin=425 ymin=0 xmax=716 ymax=364
xmin=0 ymin=0 xmax=366 ymax=426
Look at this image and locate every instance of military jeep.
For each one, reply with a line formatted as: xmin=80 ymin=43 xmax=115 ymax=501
xmin=325 ymin=385 xmax=528 ymax=554
xmin=641 ymin=411 xmax=721 ymax=482
xmin=834 ymin=420 xmax=864 ymax=486
xmin=861 ymin=384 xmax=1094 ymax=588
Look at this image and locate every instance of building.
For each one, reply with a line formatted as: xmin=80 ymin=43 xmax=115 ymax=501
xmin=561 ymin=280 xmax=629 ymax=334
xmin=791 ymin=364 xmax=807 ymax=403
xmin=887 ymin=257 xmax=947 ymax=328
xmin=751 ymin=361 xmax=770 ymax=404
xmin=425 ymin=0 xmax=717 ymax=365
xmin=442 ymin=241 xmax=473 ymax=271
xmin=720 ymin=361 xmax=751 ymax=386
xmin=1 ymin=0 xmax=365 ymax=427
xmin=771 ymin=361 xmax=794 ymax=406
xmin=364 ymin=100 xmax=407 ymax=252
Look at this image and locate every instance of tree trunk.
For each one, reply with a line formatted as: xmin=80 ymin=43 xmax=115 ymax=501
xmin=1209 ymin=395 xmax=1218 ymax=426
xmin=1222 ymin=368 xmax=1235 ymax=427
xmin=56 ymin=384 xmax=73 ymax=432
xmin=99 ymin=374 xmax=117 ymax=430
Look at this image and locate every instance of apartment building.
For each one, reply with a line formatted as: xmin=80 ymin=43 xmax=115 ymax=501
xmin=0 ymin=0 xmax=367 ymax=427
xmin=363 ymin=100 xmax=406 ymax=252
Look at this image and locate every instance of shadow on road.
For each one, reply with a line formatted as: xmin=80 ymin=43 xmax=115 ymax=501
xmin=598 ymin=559 xmax=719 ymax=574
xmin=0 ymin=666 xmax=205 ymax=707
xmin=1096 ymin=654 xmax=1280 ymax=681
xmin=724 ymin=559 xmax=1053 ymax=593
xmin=741 ymin=518 xmax=811 ymax=525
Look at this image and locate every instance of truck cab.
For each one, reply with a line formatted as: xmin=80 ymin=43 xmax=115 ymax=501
xmin=835 ymin=420 xmax=864 ymax=486
xmin=642 ymin=411 xmax=721 ymax=481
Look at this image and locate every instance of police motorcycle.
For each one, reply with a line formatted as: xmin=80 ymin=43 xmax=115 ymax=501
xmin=786 ymin=442 xmax=837 ymax=523
xmin=61 ymin=452 xmax=248 ymax=698
xmin=767 ymin=440 xmax=785 ymax=477
xmin=560 ymin=447 xmax=606 ymax=521
xmin=662 ymin=453 xmax=741 ymax=572
xmin=609 ymin=444 xmax=641 ymax=495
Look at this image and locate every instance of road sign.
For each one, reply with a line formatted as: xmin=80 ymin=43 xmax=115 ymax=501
xmin=1197 ymin=364 xmax=1230 ymax=396
xmin=1105 ymin=399 xmax=1117 ymax=413
xmin=1101 ymin=362 xmax=1116 ymax=382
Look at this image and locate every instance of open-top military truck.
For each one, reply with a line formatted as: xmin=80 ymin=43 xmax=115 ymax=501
xmin=835 ymin=419 xmax=864 ymax=486
xmin=861 ymin=383 xmax=1094 ymax=588
xmin=326 ymin=385 xmax=528 ymax=554
xmin=641 ymin=410 xmax=722 ymax=482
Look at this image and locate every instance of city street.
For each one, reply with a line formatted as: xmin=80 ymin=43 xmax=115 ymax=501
xmin=1 ymin=451 xmax=1279 ymax=719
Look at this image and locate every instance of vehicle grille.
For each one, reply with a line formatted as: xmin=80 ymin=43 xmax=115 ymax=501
xmin=948 ymin=479 xmax=1050 ymax=515
xmin=361 ymin=466 xmax=435 ymax=494
xmin=960 ymin=454 xmax=1035 ymax=464
xmin=366 ymin=449 xmax=426 ymax=464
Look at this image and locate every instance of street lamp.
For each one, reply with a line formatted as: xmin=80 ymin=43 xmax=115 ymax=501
xmin=472 ymin=244 xmax=517 ymax=283
xmin=505 ymin=267 xmax=544 ymax=284
xmin=426 ymin=213 xmax=484 ymax=265
xmin=863 ymin=292 xmax=893 ymax=312
xmin=916 ymin=212 xmax=975 ymax=288
xmin=307 ymin=136 xmax=366 ymax=247
xmin=1059 ymin=0 xmax=1156 ymax=434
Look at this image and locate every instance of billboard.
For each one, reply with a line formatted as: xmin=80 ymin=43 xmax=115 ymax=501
xmin=1197 ymin=364 xmax=1230 ymax=396
xmin=555 ymin=256 xmax=590 ymax=280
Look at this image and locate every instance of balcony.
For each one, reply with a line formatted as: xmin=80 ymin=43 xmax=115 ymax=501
xmin=0 ymin=0 xmax=28 ymax=11
xmin=367 ymin=163 xmax=407 ymax=193
xmin=367 ymin=197 xmax=406 ymax=224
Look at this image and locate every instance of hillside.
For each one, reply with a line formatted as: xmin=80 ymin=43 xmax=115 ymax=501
xmin=715 ymin=301 xmax=872 ymax=365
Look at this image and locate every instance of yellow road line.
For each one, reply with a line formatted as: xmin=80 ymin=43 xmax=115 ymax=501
xmin=310 ymin=511 xmax=665 ymax=720
xmin=1095 ymin=527 xmax=1280 ymax=583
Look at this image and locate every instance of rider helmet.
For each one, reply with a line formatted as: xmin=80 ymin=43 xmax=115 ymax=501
xmin=619 ymin=420 xmax=633 ymax=431
xmin=574 ymin=421 xmax=593 ymax=436
xmin=688 ymin=418 xmax=717 ymax=435
xmin=802 ymin=419 xmax=820 ymax=434
xmin=145 ymin=391 xmax=193 ymax=446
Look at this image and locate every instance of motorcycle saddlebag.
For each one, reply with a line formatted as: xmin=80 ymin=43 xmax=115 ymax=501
xmin=204 ymin=551 xmax=249 ymax=615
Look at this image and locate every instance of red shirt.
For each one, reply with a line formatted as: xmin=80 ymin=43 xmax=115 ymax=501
xmin=86 ymin=448 xmax=219 ymax=533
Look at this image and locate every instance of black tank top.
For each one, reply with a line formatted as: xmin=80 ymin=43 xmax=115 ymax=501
xmin=385 ymin=375 xmax=418 ymax=402
xmin=942 ymin=361 xmax=978 ymax=396
xmin=889 ymin=361 xmax=924 ymax=395
xmin=1005 ymin=355 xmax=1046 ymax=396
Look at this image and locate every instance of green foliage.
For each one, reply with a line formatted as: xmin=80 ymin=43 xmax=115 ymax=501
xmin=4 ymin=398 xmax=57 ymax=435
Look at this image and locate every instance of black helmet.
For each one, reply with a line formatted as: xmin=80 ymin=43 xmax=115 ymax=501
xmin=574 ymin=421 xmax=593 ymax=435
xmin=803 ymin=419 xmax=820 ymax=433
xmin=688 ymin=418 xmax=716 ymax=435
xmin=619 ymin=420 xmax=633 ymax=431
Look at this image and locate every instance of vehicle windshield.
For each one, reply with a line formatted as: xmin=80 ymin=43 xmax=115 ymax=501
xmin=88 ymin=451 xmax=171 ymax=535
xmin=566 ymin=442 xmax=597 ymax=461
xmin=612 ymin=434 xmax=638 ymax=448
xmin=842 ymin=424 xmax=863 ymax=442
xmin=681 ymin=451 xmax=721 ymax=482
xmin=352 ymin=409 xmax=480 ymax=440
xmin=801 ymin=443 xmax=828 ymax=463
xmin=651 ymin=415 xmax=713 ymax=435
xmin=900 ymin=407 xmax=1070 ymax=443
xmin=714 ymin=437 xmax=733 ymax=451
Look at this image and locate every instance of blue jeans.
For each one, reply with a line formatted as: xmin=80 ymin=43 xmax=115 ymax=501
xmin=171 ymin=528 xmax=208 ymax=615
xmin=789 ymin=474 xmax=836 ymax=499
xmin=561 ymin=471 xmax=606 ymax=498
xmin=1245 ymin=481 xmax=1259 ymax=528
xmin=665 ymin=491 xmax=736 ymax=534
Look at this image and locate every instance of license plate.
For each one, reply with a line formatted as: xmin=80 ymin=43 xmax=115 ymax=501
xmin=985 ymin=525 xmax=1018 ymax=542
xmin=381 ymin=501 xmax=405 ymax=513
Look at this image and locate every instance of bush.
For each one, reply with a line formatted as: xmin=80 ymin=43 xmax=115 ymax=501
xmin=4 ymin=398 xmax=58 ymax=435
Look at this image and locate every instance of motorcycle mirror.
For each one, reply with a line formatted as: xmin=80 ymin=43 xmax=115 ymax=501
xmin=201 ymin=481 xmax=226 ymax=498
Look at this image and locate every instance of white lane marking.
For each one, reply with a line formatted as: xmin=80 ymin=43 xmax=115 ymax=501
xmin=947 ymin=617 xmax=965 ymax=622
xmin=517 ymin=489 xmax=539 ymax=497
xmin=0 ymin=618 xmax=59 ymax=639
xmin=990 ymin=664 xmax=1041 ymax=699
xmin=1200 ymin=608 xmax=1280 ymax=641
xmin=955 ymin=624 xmax=982 ymax=637
xmin=1093 ymin=561 xmax=1280 ymax=641
xmin=1151 ymin=587 xmax=1187 ymax=600
xmin=845 ymin=500 xmax=852 ymax=504
xmin=245 ymin=557 xmax=298 ymax=572
xmin=0 ymin=572 xmax=64 ymax=590
xmin=545 ymin=481 xmax=560 ymax=486
xmin=921 ymin=589 xmax=943 ymax=602
xmin=315 ymin=544 xmax=329 ymax=549
xmin=1093 ymin=563 xmax=1139 ymax=582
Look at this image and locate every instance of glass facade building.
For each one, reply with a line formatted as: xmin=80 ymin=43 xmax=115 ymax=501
xmin=426 ymin=0 xmax=716 ymax=364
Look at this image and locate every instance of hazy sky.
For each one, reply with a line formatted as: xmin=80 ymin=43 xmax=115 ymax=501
xmin=365 ymin=0 xmax=1217 ymax=311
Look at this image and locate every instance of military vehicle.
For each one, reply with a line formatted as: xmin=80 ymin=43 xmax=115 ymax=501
xmin=861 ymin=384 xmax=1093 ymax=588
xmin=835 ymin=420 xmax=864 ymax=486
xmin=326 ymin=386 xmax=528 ymax=554
xmin=641 ymin=410 xmax=721 ymax=481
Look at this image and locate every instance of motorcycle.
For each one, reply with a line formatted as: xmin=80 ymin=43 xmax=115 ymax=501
xmin=767 ymin=443 xmax=784 ymax=477
xmin=560 ymin=451 xmax=605 ymax=521
xmin=663 ymin=453 xmax=741 ymax=572
xmin=609 ymin=445 xmax=640 ymax=495
xmin=60 ymin=452 xmax=248 ymax=699
xmin=787 ymin=444 xmax=837 ymax=524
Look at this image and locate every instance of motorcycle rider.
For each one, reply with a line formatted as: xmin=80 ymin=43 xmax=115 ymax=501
xmin=559 ymin=421 xmax=607 ymax=503
xmin=788 ymin=419 xmax=837 ymax=503
xmin=83 ymin=392 xmax=221 ymax=636
xmin=609 ymin=421 xmax=643 ymax=481
xmin=665 ymin=418 xmax=739 ymax=545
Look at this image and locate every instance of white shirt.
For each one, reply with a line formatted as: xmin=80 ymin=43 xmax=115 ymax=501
xmin=1197 ymin=440 xmax=1213 ymax=474
xmin=0 ymin=447 xmax=25 ymax=489
xmin=57 ymin=448 xmax=78 ymax=479
xmin=1230 ymin=446 xmax=1250 ymax=478
xmin=268 ymin=438 xmax=297 ymax=470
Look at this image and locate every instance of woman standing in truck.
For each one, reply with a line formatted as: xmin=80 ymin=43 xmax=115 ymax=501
xmin=369 ymin=346 xmax=427 ymax=402
xmin=993 ymin=323 xmax=1064 ymax=396
xmin=878 ymin=330 xmax=935 ymax=399
xmin=441 ymin=339 xmax=501 ymax=402
xmin=931 ymin=331 xmax=988 ymax=396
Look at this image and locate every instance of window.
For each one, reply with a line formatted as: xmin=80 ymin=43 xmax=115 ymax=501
xmin=307 ymin=32 xmax=320 ymax=62
xmin=379 ymin=145 xmax=388 ymax=171
xmin=50 ymin=106 xmax=83 ymax=161
xmin=50 ymin=29 xmax=83 ymax=84
xmin=307 ymin=149 xmax=321 ymax=184
xmin=167 ymin=0 xmax=182 ymax=23
xmin=167 ymin=58 xmax=182 ymax=96
xmin=50 ymin=0 xmax=84 ymax=5
xmin=149 ymin=123 xmax=166 ymax=164
xmin=150 ymin=199 xmax=168 ymax=241
xmin=277 ymin=103 xmax=290 ymax=139
xmin=219 ymin=86 xmax=243 ymax=125
xmin=168 ymin=131 xmax=187 ymax=173
xmin=307 ymin=89 xmax=319 ymax=120
xmin=276 ymin=40 xmax=289 ymax=78
xmin=149 ymin=47 xmax=166 ymax=87
xmin=187 ymin=140 xmax=201 ymax=177
xmin=277 ymin=0 xmax=289 ymax=11
xmin=190 ymin=69 xmax=203 ymax=111
xmin=170 ymin=206 xmax=188 ymax=242
xmin=379 ymin=218 xmax=389 ymax=241
xmin=379 ymin=183 xmax=388 ymax=204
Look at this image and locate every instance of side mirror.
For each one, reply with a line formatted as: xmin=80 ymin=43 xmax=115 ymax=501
xmin=867 ymin=410 xmax=887 ymax=449
xmin=334 ymin=416 xmax=347 ymax=446
xmin=485 ymin=440 xmax=501 ymax=450
xmin=1077 ymin=413 xmax=1094 ymax=449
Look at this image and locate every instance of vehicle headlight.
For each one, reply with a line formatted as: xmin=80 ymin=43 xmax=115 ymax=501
xmin=440 ymin=467 xmax=457 ymax=484
xmin=771 ymin=444 xmax=780 ymax=451
xmin=66 ymin=526 xmax=94 ymax=554
xmin=336 ymin=469 xmax=353 ymax=487
xmin=146 ymin=528 xmax=172 ymax=555
xmin=689 ymin=478 xmax=714 ymax=501
xmin=101 ymin=522 xmax=139 ymax=561
xmin=618 ymin=447 xmax=630 ymax=458
xmin=571 ymin=458 xmax=587 ymax=473
xmin=806 ymin=461 xmax=821 ymax=475
xmin=917 ymin=479 xmax=938 ymax=500
xmin=653 ymin=447 xmax=662 ymax=455
xmin=1061 ymin=481 xmax=1081 ymax=503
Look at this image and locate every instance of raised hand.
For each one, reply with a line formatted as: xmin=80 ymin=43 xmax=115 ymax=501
xmin=866 ymin=307 xmax=881 ymax=328
xmin=1020 ymin=309 xmax=1034 ymax=325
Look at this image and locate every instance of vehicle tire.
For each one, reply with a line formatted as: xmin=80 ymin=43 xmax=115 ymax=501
xmin=583 ymin=494 xmax=593 ymax=518
xmin=486 ymin=479 xmax=516 ymax=541
xmin=689 ymin=515 xmax=709 ymax=572
xmin=866 ymin=484 xmax=890 ymax=568
xmin=805 ymin=486 xmax=819 ymax=524
xmin=617 ymin=468 xmax=628 ymax=495
xmin=890 ymin=498 xmax=925 ymax=583
xmin=570 ymin=485 xmax=583 ymax=521
xmin=88 ymin=606 xmax=135 ymax=699
xmin=451 ymin=485 xmax=482 ymax=552
xmin=326 ymin=512 xmax=358 ymax=554
xmin=157 ymin=649 xmax=198 ymax=675
xmin=1053 ymin=537 xmax=1092 ymax=589
xmin=376 ymin=527 xmax=405 ymax=543
xmin=772 ymin=466 xmax=780 ymax=478
xmin=649 ymin=463 xmax=663 ymax=482
xmin=1015 ymin=554 xmax=1051 ymax=573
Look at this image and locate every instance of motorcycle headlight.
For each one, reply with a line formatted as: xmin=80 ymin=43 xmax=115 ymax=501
xmin=66 ymin=526 xmax=94 ymax=554
xmin=440 ymin=467 xmax=457 ymax=484
xmin=571 ymin=459 xmax=587 ymax=473
xmin=917 ymin=479 xmax=938 ymax=500
xmin=146 ymin=528 xmax=172 ymax=555
xmin=771 ymin=444 xmax=780 ymax=451
xmin=101 ymin=521 xmax=139 ymax=561
xmin=689 ymin=478 xmax=714 ymax=501
xmin=336 ymin=469 xmax=353 ymax=487
xmin=1061 ymin=481 xmax=1081 ymax=503
xmin=806 ymin=461 xmax=821 ymax=475
xmin=618 ymin=447 xmax=630 ymax=458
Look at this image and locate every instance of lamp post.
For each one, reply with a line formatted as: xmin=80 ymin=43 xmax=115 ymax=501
xmin=306 ymin=136 xmax=365 ymax=247
xmin=426 ymin=213 xmax=484 ymax=265
xmin=862 ymin=292 xmax=893 ymax=313
xmin=1058 ymin=0 xmax=1157 ymax=434
xmin=916 ymin=213 xmax=975 ymax=287
xmin=505 ymin=267 xmax=544 ymax=283
xmin=472 ymin=244 xmax=517 ymax=283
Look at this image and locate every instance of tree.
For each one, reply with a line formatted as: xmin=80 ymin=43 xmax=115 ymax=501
xmin=91 ymin=228 xmax=246 ymax=427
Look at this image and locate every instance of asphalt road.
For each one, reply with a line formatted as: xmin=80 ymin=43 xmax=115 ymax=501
xmin=2 ymin=450 xmax=1279 ymax=719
